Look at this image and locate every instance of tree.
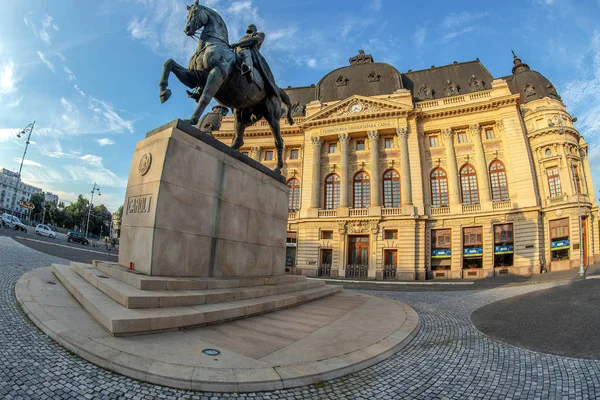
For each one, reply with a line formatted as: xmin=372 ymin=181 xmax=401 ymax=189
xmin=30 ymin=193 xmax=45 ymax=221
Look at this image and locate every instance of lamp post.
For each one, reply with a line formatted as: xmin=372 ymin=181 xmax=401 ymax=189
xmin=11 ymin=121 xmax=35 ymax=217
xmin=85 ymin=183 xmax=101 ymax=239
xmin=549 ymin=115 xmax=585 ymax=277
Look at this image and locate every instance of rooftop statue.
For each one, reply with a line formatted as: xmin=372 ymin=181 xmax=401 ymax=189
xmin=158 ymin=0 xmax=294 ymax=173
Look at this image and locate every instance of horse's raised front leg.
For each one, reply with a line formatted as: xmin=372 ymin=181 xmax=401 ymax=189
xmin=158 ymin=59 xmax=198 ymax=104
xmin=231 ymin=109 xmax=248 ymax=150
xmin=189 ymin=67 xmax=226 ymax=125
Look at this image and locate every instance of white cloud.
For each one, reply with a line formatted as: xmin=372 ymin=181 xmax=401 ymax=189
xmin=369 ymin=0 xmax=382 ymax=12
xmin=13 ymin=157 xmax=43 ymax=168
xmin=37 ymin=51 xmax=55 ymax=72
xmin=307 ymin=59 xmax=317 ymax=68
xmin=0 ymin=60 xmax=18 ymax=95
xmin=96 ymin=138 xmax=116 ymax=146
xmin=0 ymin=128 xmax=20 ymax=142
xmin=72 ymin=154 xmax=127 ymax=188
xmin=414 ymin=27 xmax=426 ymax=47
xmin=441 ymin=11 xmax=489 ymax=30
xmin=63 ymin=66 xmax=76 ymax=81
xmin=25 ymin=14 xmax=59 ymax=45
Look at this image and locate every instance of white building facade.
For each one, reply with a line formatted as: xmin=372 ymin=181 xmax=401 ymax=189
xmin=0 ymin=168 xmax=43 ymax=220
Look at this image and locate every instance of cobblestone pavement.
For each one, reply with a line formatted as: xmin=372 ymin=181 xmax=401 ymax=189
xmin=2 ymin=236 xmax=599 ymax=399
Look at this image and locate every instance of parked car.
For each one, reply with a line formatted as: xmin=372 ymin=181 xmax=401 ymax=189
xmin=35 ymin=224 xmax=56 ymax=239
xmin=67 ymin=231 xmax=89 ymax=245
xmin=1 ymin=213 xmax=28 ymax=232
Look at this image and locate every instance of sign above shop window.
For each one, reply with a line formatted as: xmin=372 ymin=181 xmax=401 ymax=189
xmin=494 ymin=245 xmax=514 ymax=254
xmin=551 ymin=240 xmax=570 ymax=250
xmin=463 ymin=248 xmax=483 ymax=257
xmin=432 ymin=249 xmax=451 ymax=258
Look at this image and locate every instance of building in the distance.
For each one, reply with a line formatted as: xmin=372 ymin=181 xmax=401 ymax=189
xmin=0 ymin=168 xmax=43 ymax=220
xmin=44 ymin=192 xmax=59 ymax=205
xmin=213 ymin=50 xmax=598 ymax=280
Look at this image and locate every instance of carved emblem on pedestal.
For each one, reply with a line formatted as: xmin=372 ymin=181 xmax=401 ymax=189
xmin=139 ymin=153 xmax=152 ymax=176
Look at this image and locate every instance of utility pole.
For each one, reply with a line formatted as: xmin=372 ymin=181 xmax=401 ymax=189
xmin=11 ymin=122 xmax=35 ymax=217
xmin=85 ymin=183 xmax=101 ymax=239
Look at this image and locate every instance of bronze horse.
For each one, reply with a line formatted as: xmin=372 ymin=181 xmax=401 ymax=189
xmin=158 ymin=0 xmax=293 ymax=173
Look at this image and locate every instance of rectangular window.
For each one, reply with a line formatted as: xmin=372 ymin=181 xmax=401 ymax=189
xmin=457 ymin=132 xmax=468 ymax=144
xmin=485 ymin=128 xmax=495 ymax=139
xmin=356 ymin=139 xmax=365 ymax=151
xmin=384 ymin=229 xmax=398 ymax=240
xmin=550 ymin=218 xmax=570 ymax=261
xmin=494 ymin=224 xmax=514 ymax=267
xmin=431 ymin=229 xmax=451 ymax=270
xmin=328 ymin=143 xmax=337 ymax=153
xmin=321 ymin=230 xmax=333 ymax=240
xmin=265 ymin=151 xmax=274 ymax=161
xmin=463 ymin=226 xmax=483 ymax=269
xmin=290 ymin=149 xmax=299 ymax=160
xmin=429 ymin=135 xmax=439 ymax=147
xmin=384 ymin=138 xmax=394 ymax=148
xmin=547 ymin=167 xmax=562 ymax=198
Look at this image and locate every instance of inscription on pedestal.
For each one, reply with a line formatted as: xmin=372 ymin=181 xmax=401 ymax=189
xmin=126 ymin=194 xmax=153 ymax=215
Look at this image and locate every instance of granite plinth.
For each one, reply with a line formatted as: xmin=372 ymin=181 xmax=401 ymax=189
xmin=119 ymin=120 xmax=288 ymax=278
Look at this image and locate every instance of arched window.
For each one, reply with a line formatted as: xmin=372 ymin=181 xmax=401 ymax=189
xmin=287 ymin=178 xmax=300 ymax=211
xmin=382 ymin=169 xmax=401 ymax=208
xmin=324 ymin=174 xmax=340 ymax=210
xmin=353 ymin=172 xmax=371 ymax=208
xmin=489 ymin=161 xmax=509 ymax=201
xmin=460 ymin=164 xmax=479 ymax=205
xmin=430 ymin=168 xmax=449 ymax=208
xmin=547 ymin=167 xmax=562 ymax=198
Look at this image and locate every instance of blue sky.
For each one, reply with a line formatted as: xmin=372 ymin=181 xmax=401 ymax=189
xmin=1 ymin=0 xmax=600 ymax=212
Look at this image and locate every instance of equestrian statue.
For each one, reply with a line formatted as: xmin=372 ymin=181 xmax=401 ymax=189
xmin=158 ymin=0 xmax=294 ymax=174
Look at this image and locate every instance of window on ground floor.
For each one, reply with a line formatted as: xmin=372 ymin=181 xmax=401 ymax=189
xmin=550 ymin=218 xmax=570 ymax=261
xmin=494 ymin=223 xmax=514 ymax=267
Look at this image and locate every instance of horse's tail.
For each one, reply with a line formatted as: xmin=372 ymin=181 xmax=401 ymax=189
xmin=279 ymin=89 xmax=294 ymax=126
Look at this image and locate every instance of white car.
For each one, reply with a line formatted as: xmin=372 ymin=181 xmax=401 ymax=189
xmin=35 ymin=224 xmax=56 ymax=239
xmin=1 ymin=213 xmax=28 ymax=232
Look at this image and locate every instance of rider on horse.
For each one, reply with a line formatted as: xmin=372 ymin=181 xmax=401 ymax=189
xmin=230 ymin=24 xmax=265 ymax=83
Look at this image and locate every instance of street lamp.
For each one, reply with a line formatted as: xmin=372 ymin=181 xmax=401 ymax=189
xmin=11 ymin=121 xmax=35 ymax=217
xmin=85 ymin=183 xmax=101 ymax=239
xmin=549 ymin=115 xmax=585 ymax=277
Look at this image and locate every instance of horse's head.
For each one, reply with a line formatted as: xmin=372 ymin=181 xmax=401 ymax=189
xmin=184 ymin=0 xmax=207 ymax=37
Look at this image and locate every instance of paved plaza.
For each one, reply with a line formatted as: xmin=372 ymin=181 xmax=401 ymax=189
xmin=2 ymin=236 xmax=600 ymax=399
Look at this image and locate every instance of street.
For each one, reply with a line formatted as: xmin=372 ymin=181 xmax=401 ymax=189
xmin=0 ymin=226 xmax=117 ymax=264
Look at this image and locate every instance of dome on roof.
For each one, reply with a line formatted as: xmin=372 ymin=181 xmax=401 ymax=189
xmin=510 ymin=51 xmax=561 ymax=104
xmin=316 ymin=50 xmax=403 ymax=102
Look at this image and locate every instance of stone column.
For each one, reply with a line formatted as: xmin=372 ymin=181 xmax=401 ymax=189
xmin=367 ymin=130 xmax=381 ymax=207
xmin=397 ymin=127 xmax=413 ymax=206
xmin=310 ymin=137 xmax=322 ymax=209
xmin=469 ymin=124 xmax=491 ymax=203
xmin=442 ymin=128 xmax=460 ymax=207
xmin=339 ymin=133 xmax=350 ymax=209
xmin=250 ymin=146 xmax=261 ymax=161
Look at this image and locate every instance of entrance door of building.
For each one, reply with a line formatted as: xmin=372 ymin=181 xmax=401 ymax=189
xmin=383 ymin=249 xmax=397 ymax=279
xmin=319 ymin=249 xmax=332 ymax=277
xmin=347 ymin=235 xmax=369 ymax=278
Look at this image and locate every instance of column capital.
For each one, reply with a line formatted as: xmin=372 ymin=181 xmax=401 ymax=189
xmin=495 ymin=119 xmax=505 ymax=132
xmin=338 ymin=133 xmax=350 ymax=142
xmin=468 ymin=123 xmax=481 ymax=136
xmin=250 ymin=146 xmax=261 ymax=154
xmin=441 ymin=128 xmax=453 ymax=138
xmin=367 ymin=130 xmax=379 ymax=140
xmin=310 ymin=136 xmax=322 ymax=146
xmin=396 ymin=127 xmax=408 ymax=138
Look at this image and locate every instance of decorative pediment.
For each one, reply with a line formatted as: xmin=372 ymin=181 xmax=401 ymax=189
xmin=304 ymin=95 xmax=410 ymax=123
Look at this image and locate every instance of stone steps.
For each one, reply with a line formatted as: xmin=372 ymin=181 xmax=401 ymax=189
xmin=70 ymin=262 xmax=326 ymax=309
xmin=52 ymin=263 xmax=342 ymax=336
xmin=92 ymin=261 xmax=305 ymax=291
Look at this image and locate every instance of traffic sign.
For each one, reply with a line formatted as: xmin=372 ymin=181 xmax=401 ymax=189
xmin=19 ymin=200 xmax=35 ymax=210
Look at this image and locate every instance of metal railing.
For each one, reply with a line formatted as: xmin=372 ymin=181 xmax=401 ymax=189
xmin=288 ymin=211 xmax=298 ymax=220
xmin=345 ymin=264 xmax=368 ymax=278
xmin=383 ymin=264 xmax=397 ymax=280
xmin=318 ymin=264 xmax=331 ymax=277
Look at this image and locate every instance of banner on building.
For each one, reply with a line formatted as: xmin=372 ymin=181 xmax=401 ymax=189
xmin=551 ymin=240 xmax=570 ymax=250
xmin=18 ymin=200 xmax=35 ymax=210
xmin=431 ymin=249 xmax=451 ymax=258
xmin=463 ymin=247 xmax=483 ymax=257
xmin=494 ymin=245 xmax=514 ymax=254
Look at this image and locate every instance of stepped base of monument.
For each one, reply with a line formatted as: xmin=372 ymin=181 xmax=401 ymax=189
xmin=50 ymin=261 xmax=341 ymax=336
xmin=17 ymin=267 xmax=419 ymax=392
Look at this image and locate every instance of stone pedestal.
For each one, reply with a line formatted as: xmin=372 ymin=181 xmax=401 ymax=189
xmin=119 ymin=119 xmax=288 ymax=278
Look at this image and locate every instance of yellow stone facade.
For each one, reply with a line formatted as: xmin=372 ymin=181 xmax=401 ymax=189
xmin=213 ymin=59 xmax=598 ymax=280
